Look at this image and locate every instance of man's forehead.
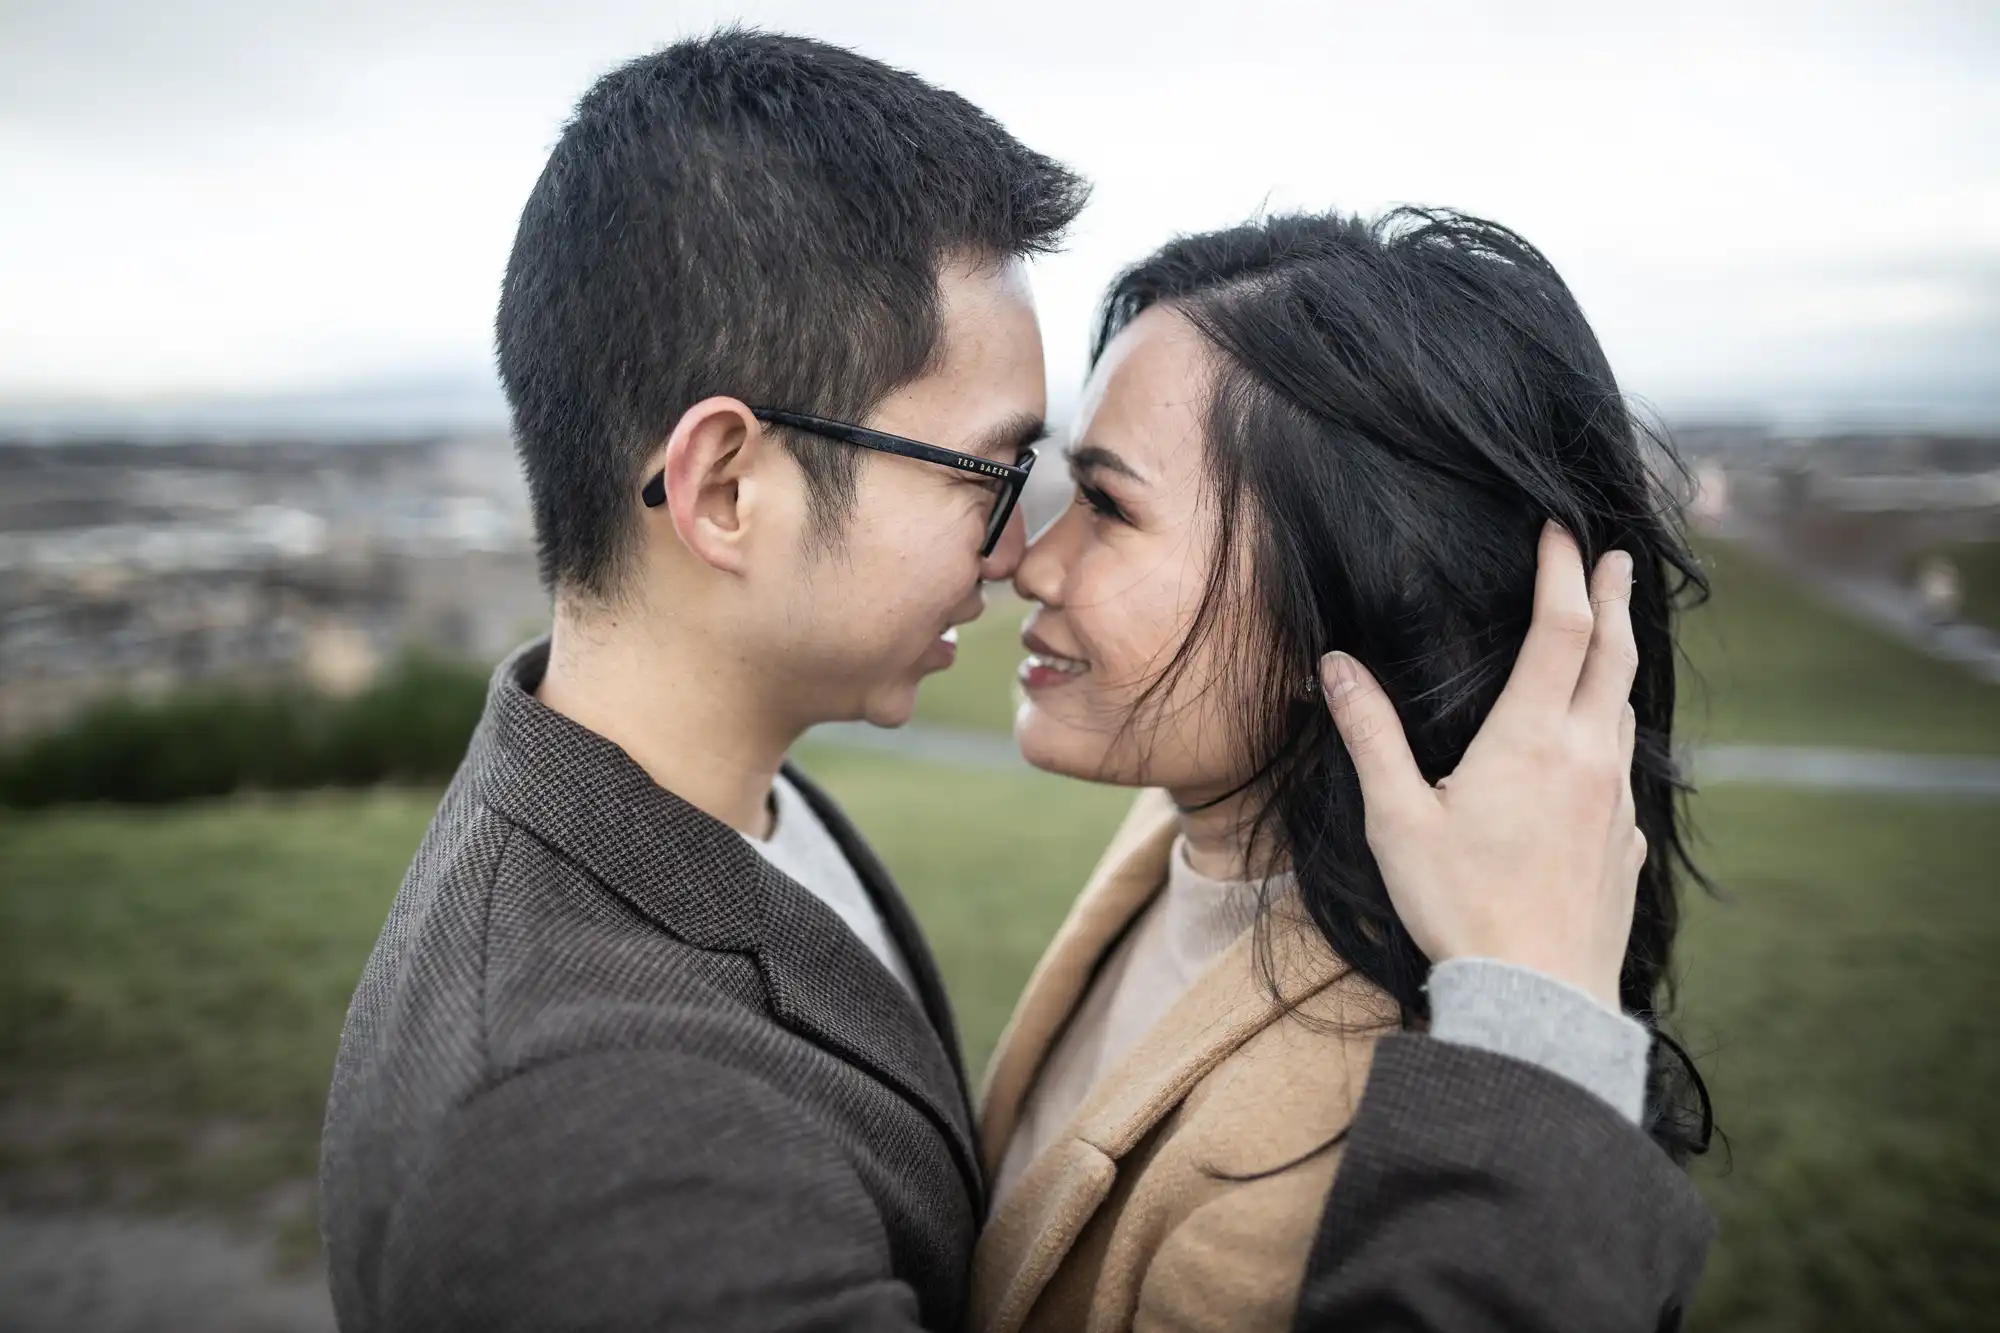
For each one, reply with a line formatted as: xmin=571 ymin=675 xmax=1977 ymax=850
xmin=933 ymin=256 xmax=1043 ymax=354
xmin=856 ymin=254 xmax=1047 ymax=457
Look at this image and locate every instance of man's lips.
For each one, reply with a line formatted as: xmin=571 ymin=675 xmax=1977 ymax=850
xmin=924 ymin=624 xmax=961 ymax=668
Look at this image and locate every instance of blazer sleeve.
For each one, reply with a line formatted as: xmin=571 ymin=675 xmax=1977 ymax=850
xmin=373 ymin=1048 xmax=932 ymax=1332
xmin=1289 ymin=1034 xmax=1715 ymax=1333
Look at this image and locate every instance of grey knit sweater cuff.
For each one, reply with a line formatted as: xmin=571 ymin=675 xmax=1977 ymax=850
xmin=1425 ymin=958 xmax=1650 ymax=1124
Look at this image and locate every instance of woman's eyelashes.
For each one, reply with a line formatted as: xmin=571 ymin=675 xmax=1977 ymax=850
xmin=1075 ymin=480 xmax=1128 ymax=523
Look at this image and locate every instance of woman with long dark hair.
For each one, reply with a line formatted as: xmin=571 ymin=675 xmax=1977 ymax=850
xmin=972 ymin=208 xmax=1711 ymax=1333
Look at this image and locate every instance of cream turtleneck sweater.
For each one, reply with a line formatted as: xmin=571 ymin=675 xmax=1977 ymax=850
xmin=995 ymin=835 xmax=1280 ymax=1205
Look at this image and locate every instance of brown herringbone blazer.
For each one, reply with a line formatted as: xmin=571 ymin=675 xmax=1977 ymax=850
xmin=320 ymin=640 xmax=979 ymax=1331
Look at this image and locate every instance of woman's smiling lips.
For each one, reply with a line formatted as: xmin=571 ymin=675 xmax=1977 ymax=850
xmin=1019 ymin=627 xmax=1089 ymax=691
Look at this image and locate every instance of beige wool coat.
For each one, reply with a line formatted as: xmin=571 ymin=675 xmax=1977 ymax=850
xmin=970 ymin=791 xmax=1402 ymax=1333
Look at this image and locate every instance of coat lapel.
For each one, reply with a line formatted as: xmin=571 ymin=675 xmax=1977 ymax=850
xmin=972 ymin=875 xmax=1377 ymax=1333
xmin=976 ymin=789 xmax=1181 ymax=1180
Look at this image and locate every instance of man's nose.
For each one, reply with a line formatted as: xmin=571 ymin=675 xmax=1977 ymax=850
xmin=979 ymin=500 xmax=1030 ymax=582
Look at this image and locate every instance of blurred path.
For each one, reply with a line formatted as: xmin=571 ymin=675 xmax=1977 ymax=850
xmin=1691 ymin=745 xmax=2000 ymax=800
xmin=814 ymin=720 xmax=1030 ymax=770
xmin=0 ymin=1212 xmax=333 ymax=1333
xmin=810 ymin=722 xmax=2000 ymax=801
xmin=1717 ymin=516 xmax=2000 ymax=684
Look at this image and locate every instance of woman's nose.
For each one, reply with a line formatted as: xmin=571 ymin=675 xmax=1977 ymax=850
xmin=1012 ymin=499 xmax=1078 ymax=606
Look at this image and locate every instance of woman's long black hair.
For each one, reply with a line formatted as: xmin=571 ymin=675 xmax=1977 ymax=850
xmin=1095 ymin=208 xmax=1713 ymax=1161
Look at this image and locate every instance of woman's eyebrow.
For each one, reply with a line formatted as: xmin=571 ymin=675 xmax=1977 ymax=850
xmin=1068 ymin=443 xmax=1146 ymax=484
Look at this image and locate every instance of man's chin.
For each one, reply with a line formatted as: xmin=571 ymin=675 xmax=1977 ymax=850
xmin=858 ymin=684 xmax=920 ymax=730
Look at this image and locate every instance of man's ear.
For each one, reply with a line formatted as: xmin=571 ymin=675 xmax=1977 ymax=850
xmin=647 ymin=397 xmax=767 ymax=575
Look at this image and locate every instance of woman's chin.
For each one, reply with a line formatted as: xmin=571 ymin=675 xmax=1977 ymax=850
xmin=1012 ymin=705 xmax=1126 ymax=785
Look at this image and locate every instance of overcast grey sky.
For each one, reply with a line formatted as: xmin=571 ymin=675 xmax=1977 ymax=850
xmin=2 ymin=0 xmax=1996 ymax=424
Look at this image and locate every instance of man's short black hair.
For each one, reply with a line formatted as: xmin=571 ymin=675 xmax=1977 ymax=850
xmin=496 ymin=28 xmax=1088 ymax=595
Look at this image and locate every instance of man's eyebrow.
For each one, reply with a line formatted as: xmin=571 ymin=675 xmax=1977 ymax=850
xmin=1068 ymin=443 xmax=1145 ymax=484
xmin=964 ymin=413 xmax=1049 ymax=463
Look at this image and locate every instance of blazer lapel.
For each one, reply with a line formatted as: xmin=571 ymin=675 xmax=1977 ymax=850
xmin=474 ymin=641 xmax=761 ymax=954
xmin=977 ymin=789 xmax=1181 ymax=1180
xmin=773 ymin=761 xmax=984 ymax=1209
xmin=477 ymin=645 xmax=981 ymax=1208
xmin=973 ymin=892 xmax=1375 ymax=1333
xmin=784 ymin=764 xmax=972 ymax=1106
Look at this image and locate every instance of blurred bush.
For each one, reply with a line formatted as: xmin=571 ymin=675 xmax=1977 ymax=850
xmin=0 ymin=656 xmax=490 ymax=808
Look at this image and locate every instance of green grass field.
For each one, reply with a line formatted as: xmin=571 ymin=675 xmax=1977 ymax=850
xmin=2 ymin=536 xmax=1997 ymax=1326
xmin=1672 ymin=790 xmax=2000 ymax=1330
xmin=1 ymin=772 xmax=1994 ymax=1328
xmin=1682 ymin=541 xmax=2000 ymax=755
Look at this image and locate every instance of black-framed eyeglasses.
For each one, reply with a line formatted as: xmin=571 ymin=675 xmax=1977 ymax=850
xmin=640 ymin=407 xmax=1038 ymax=558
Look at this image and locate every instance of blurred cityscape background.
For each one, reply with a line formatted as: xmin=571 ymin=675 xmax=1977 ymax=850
xmin=2 ymin=2 xmax=1996 ymax=1331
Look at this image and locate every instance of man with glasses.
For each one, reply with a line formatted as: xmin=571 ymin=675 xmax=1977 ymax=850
xmin=321 ymin=30 xmax=1708 ymax=1333
xmin=643 ymin=409 xmax=1038 ymax=560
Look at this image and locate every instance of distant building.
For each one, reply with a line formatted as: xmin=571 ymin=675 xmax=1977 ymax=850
xmin=0 ymin=435 xmax=548 ymax=740
xmin=1668 ymin=424 xmax=2000 ymax=580
xmin=1915 ymin=555 xmax=1963 ymax=624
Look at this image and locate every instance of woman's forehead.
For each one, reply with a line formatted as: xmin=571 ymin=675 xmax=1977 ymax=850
xmin=1073 ymin=305 xmax=1212 ymax=477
